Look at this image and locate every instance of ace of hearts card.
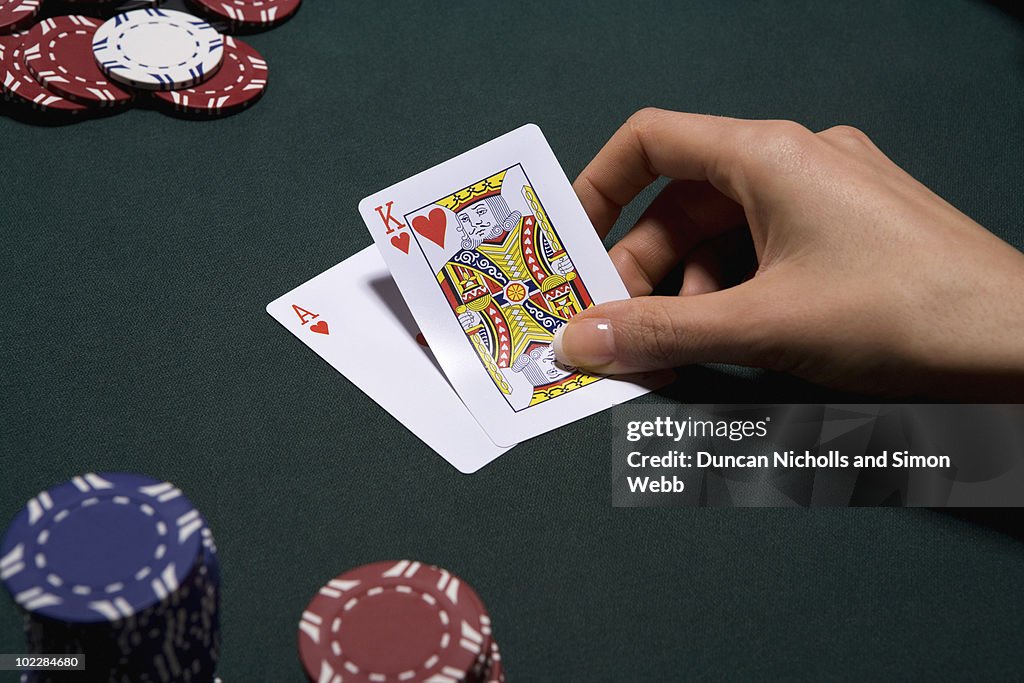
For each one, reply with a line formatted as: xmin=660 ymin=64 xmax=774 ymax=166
xmin=266 ymin=246 xmax=510 ymax=473
xmin=358 ymin=124 xmax=664 ymax=447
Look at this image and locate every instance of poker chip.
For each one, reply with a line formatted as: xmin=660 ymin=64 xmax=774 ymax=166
xmin=153 ymin=34 xmax=266 ymax=115
xmin=21 ymin=15 xmax=133 ymax=107
xmin=190 ymin=0 xmax=302 ymax=28
xmin=298 ymin=560 xmax=493 ymax=683
xmin=0 ymin=28 xmax=25 ymax=78
xmin=1 ymin=472 xmax=203 ymax=622
xmin=0 ymin=0 xmax=40 ymax=34
xmin=62 ymin=0 xmax=160 ymax=9
xmin=486 ymin=641 xmax=506 ymax=683
xmin=1 ymin=36 xmax=88 ymax=112
xmin=92 ymin=8 xmax=225 ymax=91
xmin=1 ymin=473 xmax=222 ymax=682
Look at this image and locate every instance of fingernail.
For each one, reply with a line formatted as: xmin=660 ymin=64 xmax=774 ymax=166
xmin=552 ymin=318 xmax=616 ymax=368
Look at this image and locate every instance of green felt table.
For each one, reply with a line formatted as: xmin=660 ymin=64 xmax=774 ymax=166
xmin=2 ymin=1 xmax=1023 ymax=680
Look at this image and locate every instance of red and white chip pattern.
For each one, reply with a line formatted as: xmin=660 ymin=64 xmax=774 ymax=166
xmin=0 ymin=0 xmax=40 ymax=34
xmin=3 ymin=6 xmax=279 ymax=120
xmin=0 ymin=29 xmax=25 ymax=63
xmin=154 ymin=35 xmax=266 ymax=115
xmin=298 ymin=560 xmax=496 ymax=683
xmin=1 ymin=38 xmax=86 ymax=111
xmin=485 ymin=641 xmax=506 ymax=683
xmin=21 ymin=15 xmax=132 ymax=107
xmin=190 ymin=0 xmax=301 ymax=27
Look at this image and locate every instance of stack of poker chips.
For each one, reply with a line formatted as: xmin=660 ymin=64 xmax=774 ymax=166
xmin=0 ymin=472 xmax=221 ymax=683
xmin=0 ymin=0 xmax=299 ymax=123
xmin=298 ymin=560 xmax=507 ymax=683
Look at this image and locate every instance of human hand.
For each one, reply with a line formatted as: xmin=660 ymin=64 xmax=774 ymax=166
xmin=553 ymin=109 xmax=1024 ymax=398
xmin=458 ymin=309 xmax=482 ymax=331
xmin=552 ymin=255 xmax=575 ymax=276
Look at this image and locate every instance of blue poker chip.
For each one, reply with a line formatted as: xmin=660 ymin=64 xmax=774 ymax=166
xmin=201 ymin=522 xmax=220 ymax=589
xmin=0 ymin=472 xmax=204 ymax=624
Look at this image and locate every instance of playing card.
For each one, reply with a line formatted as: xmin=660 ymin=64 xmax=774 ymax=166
xmin=266 ymin=247 xmax=510 ymax=474
xmin=358 ymin=124 xmax=663 ymax=446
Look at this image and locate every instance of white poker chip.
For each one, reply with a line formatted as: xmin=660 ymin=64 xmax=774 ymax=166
xmin=91 ymin=8 xmax=224 ymax=91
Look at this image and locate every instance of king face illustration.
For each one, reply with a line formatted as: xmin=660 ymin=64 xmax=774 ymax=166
xmin=419 ymin=165 xmax=603 ymax=410
xmin=454 ymin=195 xmax=515 ymax=249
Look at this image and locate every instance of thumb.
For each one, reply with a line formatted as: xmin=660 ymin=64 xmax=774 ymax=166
xmin=552 ymin=283 xmax=772 ymax=374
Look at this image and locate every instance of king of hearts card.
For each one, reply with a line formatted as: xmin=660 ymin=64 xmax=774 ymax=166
xmin=416 ymin=164 xmax=602 ymax=411
xmin=359 ymin=124 xmax=662 ymax=447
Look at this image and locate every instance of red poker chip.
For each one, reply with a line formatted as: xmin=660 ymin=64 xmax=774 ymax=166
xmin=190 ymin=0 xmax=302 ymax=27
xmin=0 ymin=35 xmax=87 ymax=112
xmin=297 ymin=560 xmax=493 ymax=683
xmin=0 ymin=29 xmax=25 ymax=99
xmin=153 ymin=35 xmax=266 ymax=116
xmin=21 ymin=15 xmax=133 ymax=107
xmin=0 ymin=28 xmax=23 ymax=58
xmin=486 ymin=641 xmax=506 ymax=683
xmin=0 ymin=0 xmax=40 ymax=34
xmin=468 ymin=583 xmax=496 ymax=680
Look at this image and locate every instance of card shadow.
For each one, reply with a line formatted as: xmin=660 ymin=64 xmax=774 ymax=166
xmin=367 ymin=275 xmax=447 ymax=381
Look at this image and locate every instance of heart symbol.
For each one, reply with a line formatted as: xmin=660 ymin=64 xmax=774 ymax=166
xmin=390 ymin=232 xmax=410 ymax=254
xmin=310 ymin=320 xmax=329 ymax=335
xmin=412 ymin=208 xmax=447 ymax=249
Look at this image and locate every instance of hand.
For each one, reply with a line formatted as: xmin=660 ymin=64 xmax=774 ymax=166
xmin=552 ymin=255 xmax=574 ymax=275
xmin=553 ymin=109 xmax=1024 ymax=399
xmin=458 ymin=309 xmax=482 ymax=331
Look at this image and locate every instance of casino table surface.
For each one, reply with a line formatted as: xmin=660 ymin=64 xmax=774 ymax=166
xmin=2 ymin=1 xmax=1023 ymax=680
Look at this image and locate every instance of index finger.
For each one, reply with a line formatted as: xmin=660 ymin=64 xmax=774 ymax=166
xmin=572 ymin=109 xmax=749 ymax=237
